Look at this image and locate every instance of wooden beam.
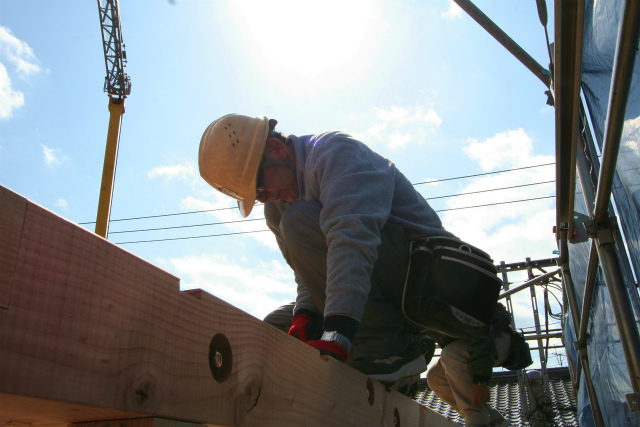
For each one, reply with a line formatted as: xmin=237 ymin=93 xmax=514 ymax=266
xmin=0 ymin=185 xmax=454 ymax=427
xmin=0 ymin=185 xmax=26 ymax=308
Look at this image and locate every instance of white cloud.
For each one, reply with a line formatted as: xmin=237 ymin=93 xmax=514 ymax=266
xmin=0 ymin=26 xmax=41 ymax=119
xmin=463 ymin=128 xmax=538 ymax=171
xmin=42 ymin=145 xmax=67 ymax=166
xmin=170 ymin=253 xmax=296 ymax=320
xmin=353 ymin=105 xmax=443 ymax=150
xmin=0 ymin=62 xmax=23 ymax=118
xmin=374 ymin=105 xmax=442 ymax=127
xmin=147 ymin=161 xmax=197 ymax=181
xmin=0 ymin=26 xmax=40 ymax=77
xmin=442 ymin=128 xmax=557 ymax=264
xmin=388 ymin=133 xmax=412 ymax=149
xmin=55 ymin=199 xmax=68 ymax=209
xmin=442 ymin=0 xmax=463 ymax=19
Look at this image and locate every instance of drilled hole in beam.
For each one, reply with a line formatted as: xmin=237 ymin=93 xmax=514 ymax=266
xmin=366 ymin=378 xmax=375 ymax=406
xmin=209 ymin=333 xmax=233 ymax=383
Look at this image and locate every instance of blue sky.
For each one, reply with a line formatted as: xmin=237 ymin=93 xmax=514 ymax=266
xmin=1 ymin=0 xmax=562 ymax=365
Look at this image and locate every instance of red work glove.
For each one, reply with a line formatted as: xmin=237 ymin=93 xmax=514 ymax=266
xmin=288 ymin=313 xmax=315 ymax=342
xmin=305 ymin=315 xmax=359 ymax=363
xmin=307 ymin=339 xmax=349 ymax=362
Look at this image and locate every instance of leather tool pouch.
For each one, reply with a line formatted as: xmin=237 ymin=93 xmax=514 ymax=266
xmin=401 ymin=237 xmax=503 ymax=339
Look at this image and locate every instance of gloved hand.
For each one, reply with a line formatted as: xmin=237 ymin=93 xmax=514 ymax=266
xmin=306 ymin=314 xmax=359 ymax=363
xmin=288 ymin=312 xmax=316 ymax=342
xmin=307 ymin=339 xmax=349 ymax=362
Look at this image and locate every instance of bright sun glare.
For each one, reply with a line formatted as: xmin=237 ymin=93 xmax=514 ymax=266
xmin=227 ymin=0 xmax=388 ymax=96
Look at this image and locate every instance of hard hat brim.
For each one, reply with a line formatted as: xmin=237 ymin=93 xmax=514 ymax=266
xmin=238 ymin=198 xmax=253 ymax=218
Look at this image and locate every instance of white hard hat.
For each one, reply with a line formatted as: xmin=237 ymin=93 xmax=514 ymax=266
xmin=198 ymin=114 xmax=269 ymax=217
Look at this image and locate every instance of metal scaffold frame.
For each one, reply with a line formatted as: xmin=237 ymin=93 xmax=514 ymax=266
xmin=498 ymin=258 xmax=562 ymax=423
xmin=454 ymin=0 xmax=640 ymax=424
xmin=555 ymin=1 xmax=640 ymax=425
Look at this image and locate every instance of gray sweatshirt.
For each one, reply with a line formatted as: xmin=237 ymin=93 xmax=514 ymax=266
xmin=265 ymin=131 xmax=456 ymax=320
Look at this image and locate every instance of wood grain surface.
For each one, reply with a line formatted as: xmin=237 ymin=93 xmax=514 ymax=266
xmin=0 ymin=184 xmax=455 ymax=427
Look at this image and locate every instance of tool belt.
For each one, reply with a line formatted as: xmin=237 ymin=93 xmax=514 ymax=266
xmin=401 ymin=237 xmax=503 ymax=339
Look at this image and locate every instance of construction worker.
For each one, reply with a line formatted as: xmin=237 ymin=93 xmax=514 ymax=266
xmin=198 ymin=113 xmax=455 ymax=395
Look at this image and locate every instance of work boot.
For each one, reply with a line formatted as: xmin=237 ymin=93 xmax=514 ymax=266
xmin=487 ymin=406 xmax=510 ymax=427
xmin=347 ymin=347 xmax=427 ymax=398
xmin=389 ymin=373 xmax=421 ymax=398
xmin=489 ymin=413 xmax=510 ymax=427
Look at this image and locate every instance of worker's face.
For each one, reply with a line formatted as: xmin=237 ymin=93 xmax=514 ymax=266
xmin=256 ymin=139 xmax=299 ymax=203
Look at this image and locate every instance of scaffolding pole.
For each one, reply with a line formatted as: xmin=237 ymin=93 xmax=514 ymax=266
xmin=452 ymin=0 xmax=550 ymax=87
xmin=589 ymin=0 xmax=640 ymax=404
xmin=498 ymin=268 xmax=561 ymax=300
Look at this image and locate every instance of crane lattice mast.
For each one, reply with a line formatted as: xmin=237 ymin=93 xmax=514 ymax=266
xmin=98 ymin=0 xmax=131 ymax=99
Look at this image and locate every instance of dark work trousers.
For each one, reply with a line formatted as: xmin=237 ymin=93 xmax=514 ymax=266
xmin=263 ymin=200 xmax=416 ymax=360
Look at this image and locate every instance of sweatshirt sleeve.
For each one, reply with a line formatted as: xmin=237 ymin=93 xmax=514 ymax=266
xmin=307 ymin=137 xmax=395 ymax=319
xmin=264 ymin=201 xmax=318 ymax=316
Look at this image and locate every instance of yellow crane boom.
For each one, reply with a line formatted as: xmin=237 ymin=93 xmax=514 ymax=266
xmin=95 ymin=0 xmax=131 ymax=238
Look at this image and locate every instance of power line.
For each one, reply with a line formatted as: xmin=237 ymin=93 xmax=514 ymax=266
xmin=412 ymin=162 xmax=554 ymax=186
xmin=80 ymin=161 xmax=555 ymax=225
xmin=78 ymin=205 xmax=239 ymax=225
xmin=108 ymin=217 xmax=264 ymax=234
xmin=423 ymin=180 xmax=554 ymax=201
xmin=437 ymin=195 xmax=554 ymax=212
xmin=115 ymin=229 xmax=272 ymax=245
xmin=108 ymin=181 xmax=554 ymax=235
xmin=115 ymin=195 xmax=555 ymax=244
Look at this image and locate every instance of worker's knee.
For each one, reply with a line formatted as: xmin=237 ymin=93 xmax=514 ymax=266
xmin=263 ymin=302 xmax=294 ymax=332
xmin=439 ymin=339 xmax=471 ymax=367
xmin=426 ymin=361 xmax=447 ymax=387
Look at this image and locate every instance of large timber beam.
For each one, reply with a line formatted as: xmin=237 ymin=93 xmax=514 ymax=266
xmin=0 ymin=184 xmax=452 ymax=427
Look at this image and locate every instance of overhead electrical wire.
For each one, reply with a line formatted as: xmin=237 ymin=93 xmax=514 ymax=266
xmin=114 ymin=195 xmax=555 ymax=244
xmin=108 ymin=217 xmax=264 ymax=234
xmin=436 ymin=195 xmax=554 ymax=212
xmin=109 ymin=181 xmax=555 ymax=236
xmin=81 ymin=161 xmax=556 ymax=226
xmin=115 ymin=229 xmax=272 ymax=245
xmin=412 ymin=162 xmax=554 ymax=186
xmin=78 ymin=205 xmax=238 ymax=225
xmin=76 ymin=161 xmax=556 ymax=244
xmin=424 ymin=180 xmax=554 ymax=200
